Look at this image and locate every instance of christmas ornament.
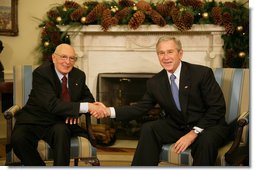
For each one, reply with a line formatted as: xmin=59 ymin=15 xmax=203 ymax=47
xmin=238 ymin=52 xmax=246 ymax=58
xmin=44 ymin=41 xmax=49 ymax=47
xmin=202 ymin=12 xmax=209 ymax=19
xmin=80 ymin=17 xmax=86 ymax=24
xmin=56 ymin=16 xmax=62 ymax=23
xmin=236 ymin=26 xmax=243 ymax=32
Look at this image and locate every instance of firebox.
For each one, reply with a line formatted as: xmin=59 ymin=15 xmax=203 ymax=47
xmin=96 ymin=73 xmax=161 ymax=140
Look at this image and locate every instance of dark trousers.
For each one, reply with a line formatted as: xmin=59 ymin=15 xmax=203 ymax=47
xmin=131 ymin=118 xmax=229 ymax=166
xmin=11 ymin=123 xmax=86 ymax=166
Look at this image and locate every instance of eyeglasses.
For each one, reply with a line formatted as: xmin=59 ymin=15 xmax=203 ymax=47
xmin=54 ymin=53 xmax=77 ymax=62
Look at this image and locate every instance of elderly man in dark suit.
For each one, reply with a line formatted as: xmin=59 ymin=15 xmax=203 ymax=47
xmin=92 ymin=36 xmax=230 ymax=166
xmin=11 ymin=44 xmax=104 ymax=166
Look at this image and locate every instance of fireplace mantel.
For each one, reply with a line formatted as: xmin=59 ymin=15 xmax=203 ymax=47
xmin=59 ymin=24 xmax=224 ymax=33
xmin=59 ymin=24 xmax=225 ymax=98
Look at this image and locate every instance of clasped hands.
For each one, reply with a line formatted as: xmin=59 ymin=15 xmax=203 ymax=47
xmin=88 ymin=102 xmax=110 ymax=119
xmin=65 ymin=102 xmax=109 ymax=125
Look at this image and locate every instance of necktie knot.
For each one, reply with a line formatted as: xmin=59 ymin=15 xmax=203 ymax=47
xmin=170 ymin=74 xmax=176 ymax=81
xmin=62 ymin=75 xmax=67 ymax=83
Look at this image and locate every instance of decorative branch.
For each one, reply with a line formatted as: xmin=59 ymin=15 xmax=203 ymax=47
xmin=38 ymin=0 xmax=249 ymax=68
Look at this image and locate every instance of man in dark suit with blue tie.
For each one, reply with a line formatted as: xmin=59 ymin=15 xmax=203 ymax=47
xmin=92 ymin=36 xmax=230 ymax=166
xmin=11 ymin=44 xmax=104 ymax=166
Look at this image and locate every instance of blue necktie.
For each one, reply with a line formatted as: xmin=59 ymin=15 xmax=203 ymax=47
xmin=170 ymin=74 xmax=181 ymax=111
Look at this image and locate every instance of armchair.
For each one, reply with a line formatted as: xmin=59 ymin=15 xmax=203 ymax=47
xmin=3 ymin=65 xmax=100 ymax=166
xmin=159 ymin=68 xmax=249 ymax=166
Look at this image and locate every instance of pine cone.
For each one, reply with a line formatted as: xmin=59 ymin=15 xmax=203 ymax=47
xmin=85 ymin=3 xmax=106 ymax=24
xmin=224 ymin=23 xmax=235 ymax=34
xmin=64 ymin=1 xmax=81 ymax=9
xmin=101 ymin=9 xmax=113 ymax=31
xmin=150 ymin=10 xmax=166 ymax=27
xmin=171 ymin=7 xmax=192 ymax=31
xmin=83 ymin=1 xmax=99 ymax=7
xmin=47 ymin=10 xmax=59 ymax=21
xmin=128 ymin=11 xmax=145 ymax=30
xmin=182 ymin=12 xmax=194 ymax=30
xmin=179 ymin=0 xmax=203 ymax=8
xmin=222 ymin=12 xmax=233 ymax=24
xmin=211 ymin=7 xmax=223 ymax=25
xmin=222 ymin=12 xmax=234 ymax=33
xmin=165 ymin=0 xmax=176 ymax=8
xmin=136 ymin=0 xmax=152 ymax=15
xmin=114 ymin=7 xmax=131 ymax=21
xmin=156 ymin=3 xmax=170 ymax=17
xmin=224 ymin=2 xmax=237 ymax=9
xmin=119 ymin=0 xmax=135 ymax=7
xmin=70 ymin=7 xmax=85 ymax=21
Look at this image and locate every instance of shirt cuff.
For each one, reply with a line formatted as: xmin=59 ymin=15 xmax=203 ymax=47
xmin=193 ymin=126 xmax=204 ymax=133
xmin=109 ymin=107 xmax=116 ymax=118
xmin=80 ymin=102 xmax=88 ymax=113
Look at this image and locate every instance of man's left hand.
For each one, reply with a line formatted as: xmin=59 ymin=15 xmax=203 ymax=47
xmin=174 ymin=130 xmax=198 ymax=154
xmin=65 ymin=117 xmax=80 ymax=125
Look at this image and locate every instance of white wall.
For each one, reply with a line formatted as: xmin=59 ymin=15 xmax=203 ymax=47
xmin=0 ymin=0 xmax=247 ymax=81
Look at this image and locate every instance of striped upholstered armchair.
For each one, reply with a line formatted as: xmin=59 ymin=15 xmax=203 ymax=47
xmin=160 ymin=68 xmax=249 ymax=166
xmin=3 ymin=65 xmax=99 ymax=166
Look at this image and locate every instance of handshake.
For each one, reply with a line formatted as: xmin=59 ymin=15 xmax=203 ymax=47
xmin=88 ymin=102 xmax=111 ymax=119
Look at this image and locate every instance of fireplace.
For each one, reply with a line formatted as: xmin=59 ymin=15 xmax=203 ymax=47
xmin=96 ymin=72 xmax=161 ymax=139
xmin=59 ymin=24 xmax=225 ymax=138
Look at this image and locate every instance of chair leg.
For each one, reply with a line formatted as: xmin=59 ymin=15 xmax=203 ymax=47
xmin=74 ymin=157 xmax=100 ymax=166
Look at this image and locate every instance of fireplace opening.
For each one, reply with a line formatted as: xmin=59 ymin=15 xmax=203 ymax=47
xmin=96 ymin=73 xmax=161 ymax=140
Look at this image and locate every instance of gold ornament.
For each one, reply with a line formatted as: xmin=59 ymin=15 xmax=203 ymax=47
xmin=236 ymin=26 xmax=243 ymax=32
xmin=202 ymin=12 xmax=209 ymax=19
xmin=44 ymin=41 xmax=49 ymax=47
xmin=133 ymin=4 xmax=137 ymax=11
xmin=56 ymin=16 xmax=62 ymax=23
xmin=63 ymin=7 xmax=67 ymax=11
xmin=238 ymin=52 xmax=246 ymax=58
xmin=80 ymin=17 xmax=86 ymax=24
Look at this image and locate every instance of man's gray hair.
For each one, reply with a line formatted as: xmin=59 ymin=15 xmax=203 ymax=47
xmin=156 ymin=36 xmax=182 ymax=51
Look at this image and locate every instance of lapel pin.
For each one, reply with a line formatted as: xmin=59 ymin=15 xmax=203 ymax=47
xmin=75 ymin=83 xmax=78 ymax=86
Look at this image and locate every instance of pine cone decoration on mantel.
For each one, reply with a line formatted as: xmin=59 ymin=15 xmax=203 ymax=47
xmin=70 ymin=7 xmax=85 ymax=21
xmin=128 ymin=11 xmax=145 ymax=30
xmin=101 ymin=9 xmax=113 ymax=31
xmin=150 ymin=10 xmax=167 ymax=27
xmin=119 ymin=0 xmax=135 ymax=7
xmin=211 ymin=7 xmax=223 ymax=25
xmin=85 ymin=3 xmax=106 ymax=24
xmin=64 ymin=1 xmax=81 ymax=9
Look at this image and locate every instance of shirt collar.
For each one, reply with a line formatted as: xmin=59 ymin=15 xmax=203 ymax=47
xmin=55 ymin=67 xmax=68 ymax=81
xmin=167 ymin=62 xmax=182 ymax=80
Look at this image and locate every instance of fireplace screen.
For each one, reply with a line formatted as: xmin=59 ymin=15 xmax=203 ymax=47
xmin=96 ymin=73 xmax=161 ymax=140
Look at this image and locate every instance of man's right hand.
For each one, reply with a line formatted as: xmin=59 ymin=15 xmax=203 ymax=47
xmin=88 ymin=102 xmax=110 ymax=119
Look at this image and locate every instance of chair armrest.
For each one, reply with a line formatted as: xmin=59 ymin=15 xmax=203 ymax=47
xmin=4 ymin=104 xmax=21 ymax=120
xmin=225 ymin=111 xmax=249 ymax=165
xmin=3 ymin=105 xmax=21 ymax=145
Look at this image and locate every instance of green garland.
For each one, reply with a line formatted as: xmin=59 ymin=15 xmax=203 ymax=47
xmin=38 ymin=0 xmax=249 ymax=68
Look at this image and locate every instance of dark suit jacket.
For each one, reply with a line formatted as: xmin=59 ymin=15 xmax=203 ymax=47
xmin=15 ymin=61 xmax=95 ymax=126
xmin=115 ymin=61 xmax=227 ymax=130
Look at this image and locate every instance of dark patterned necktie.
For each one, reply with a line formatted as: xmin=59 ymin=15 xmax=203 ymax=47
xmin=61 ymin=75 xmax=70 ymax=102
xmin=170 ymin=74 xmax=181 ymax=111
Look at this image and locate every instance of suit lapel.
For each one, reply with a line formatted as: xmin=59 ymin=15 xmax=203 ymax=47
xmin=179 ymin=62 xmax=191 ymax=117
xmin=68 ymin=70 xmax=80 ymax=101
